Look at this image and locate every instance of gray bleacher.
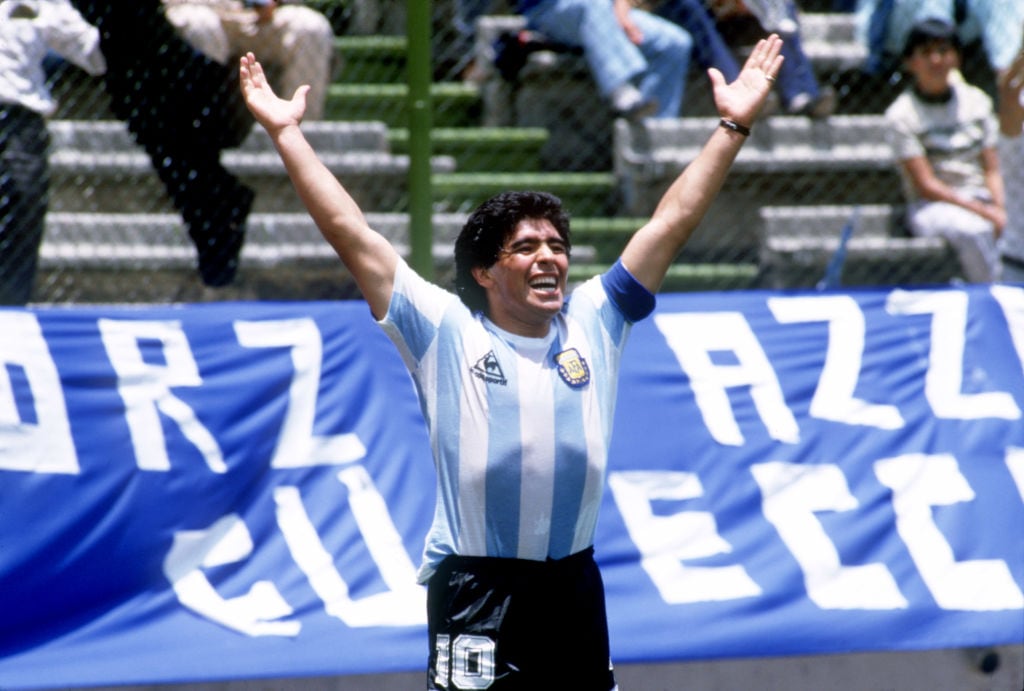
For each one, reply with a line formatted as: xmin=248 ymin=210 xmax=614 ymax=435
xmin=40 ymin=120 xmax=458 ymax=301
xmin=758 ymin=204 xmax=960 ymax=288
xmin=613 ymin=115 xmax=905 ymax=263
xmin=47 ymin=120 xmax=455 ymax=214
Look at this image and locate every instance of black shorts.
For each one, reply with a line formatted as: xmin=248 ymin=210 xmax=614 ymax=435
xmin=426 ymin=547 xmax=615 ymax=690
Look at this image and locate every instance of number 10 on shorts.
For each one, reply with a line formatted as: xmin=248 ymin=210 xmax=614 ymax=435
xmin=434 ymin=633 xmax=497 ymax=689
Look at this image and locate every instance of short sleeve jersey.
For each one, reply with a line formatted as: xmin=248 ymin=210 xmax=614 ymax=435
xmin=885 ymin=78 xmax=998 ymax=202
xmin=380 ymin=258 xmax=653 ymax=582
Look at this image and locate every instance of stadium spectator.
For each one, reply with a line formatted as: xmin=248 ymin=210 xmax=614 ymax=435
xmin=885 ymin=17 xmax=1005 ymax=283
xmin=857 ymin=0 xmax=1024 ymax=79
xmin=72 ymin=0 xmax=255 ymax=287
xmin=631 ymin=0 xmax=835 ymax=116
xmin=997 ymin=43 xmax=1024 ymax=282
xmin=162 ymin=0 xmax=334 ymax=120
xmin=0 ymin=0 xmax=106 ymax=305
xmin=463 ymin=0 xmax=694 ymax=119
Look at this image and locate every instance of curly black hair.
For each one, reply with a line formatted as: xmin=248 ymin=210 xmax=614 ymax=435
xmin=453 ymin=190 xmax=571 ymax=313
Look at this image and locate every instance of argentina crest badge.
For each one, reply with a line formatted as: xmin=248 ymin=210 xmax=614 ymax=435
xmin=554 ymin=348 xmax=590 ymax=388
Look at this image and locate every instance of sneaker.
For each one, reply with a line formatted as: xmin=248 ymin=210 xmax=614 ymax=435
xmin=611 ymin=83 xmax=659 ymax=121
xmin=786 ymin=92 xmax=813 ymax=115
xmin=787 ymin=86 xmax=836 ymax=118
xmin=190 ymin=185 xmax=253 ymax=288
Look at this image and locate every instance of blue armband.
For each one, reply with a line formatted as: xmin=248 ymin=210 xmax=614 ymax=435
xmin=601 ymin=259 xmax=656 ymax=322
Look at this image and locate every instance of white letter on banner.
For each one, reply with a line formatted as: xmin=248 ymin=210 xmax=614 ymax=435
xmin=275 ymin=472 xmax=426 ymax=627
xmin=768 ymin=296 xmax=904 ymax=429
xmin=98 ymin=319 xmax=224 ymax=473
xmin=0 ymin=312 xmax=78 ymax=473
xmin=874 ymin=453 xmax=1024 ymax=610
xmin=654 ymin=313 xmax=799 ymax=446
xmin=751 ymin=462 xmax=907 ymax=609
xmin=886 ymin=290 xmax=1021 ymax=420
xmin=991 ymin=284 xmax=1024 ymax=375
xmin=608 ymin=470 xmax=761 ymax=603
xmin=235 ymin=319 xmax=366 ymax=468
xmin=163 ymin=514 xmax=301 ymax=636
xmin=1006 ymin=447 xmax=1024 ymax=502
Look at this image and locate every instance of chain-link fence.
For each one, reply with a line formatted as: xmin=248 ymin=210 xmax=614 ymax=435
xmin=2 ymin=0 xmax=1013 ymax=305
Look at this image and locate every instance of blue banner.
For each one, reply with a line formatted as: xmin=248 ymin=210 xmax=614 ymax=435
xmin=1 ymin=285 xmax=1023 ymax=689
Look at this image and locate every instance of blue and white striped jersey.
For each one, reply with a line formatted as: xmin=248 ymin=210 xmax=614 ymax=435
xmin=380 ymin=258 xmax=653 ymax=582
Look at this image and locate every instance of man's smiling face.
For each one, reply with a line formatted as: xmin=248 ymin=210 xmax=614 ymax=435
xmin=473 ymin=218 xmax=570 ymax=338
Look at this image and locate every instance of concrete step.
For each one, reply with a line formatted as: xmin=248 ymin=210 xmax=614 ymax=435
xmin=388 ymin=126 xmax=550 ymax=173
xmin=799 ymin=12 xmax=868 ymax=73
xmin=41 ymin=211 xmax=462 ymax=261
xmin=431 ymin=171 xmax=618 ymax=217
xmin=48 ymin=150 xmax=456 ymax=214
xmin=334 ymin=34 xmax=407 ymax=84
xmin=46 ymin=120 xmax=457 ymax=214
xmin=48 ymin=120 xmax=394 ymax=154
xmin=760 ymin=204 xmax=905 ymax=239
xmin=613 ymin=115 xmax=904 ymax=262
xmin=615 ymin=115 xmax=895 ymax=173
xmin=324 ymin=82 xmax=481 ymax=128
xmin=756 ymin=204 xmax=960 ymax=288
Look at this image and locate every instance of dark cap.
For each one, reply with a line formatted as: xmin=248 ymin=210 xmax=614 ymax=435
xmin=903 ymin=17 xmax=961 ymax=57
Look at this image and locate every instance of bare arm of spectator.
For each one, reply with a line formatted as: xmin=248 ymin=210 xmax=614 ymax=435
xmin=899 ymin=154 xmax=1006 ymax=234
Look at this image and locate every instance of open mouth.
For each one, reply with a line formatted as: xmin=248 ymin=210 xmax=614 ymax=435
xmin=529 ymin=276 xmax=560 ymax=292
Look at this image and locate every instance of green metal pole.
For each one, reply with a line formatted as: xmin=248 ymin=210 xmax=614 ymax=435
xmin=406 ymin=0 xmax=434 ymax=279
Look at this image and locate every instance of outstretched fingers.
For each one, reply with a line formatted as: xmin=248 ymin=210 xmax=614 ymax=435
xmin=746 ymin=34 xmax=784 ymax=83
xmin=240 ymin=52 xmax=308 ymax=129
xmin=239 ymin=53 xmax=270 ymax=95
xmin=714 ymin=34 xmax=785 ymax=124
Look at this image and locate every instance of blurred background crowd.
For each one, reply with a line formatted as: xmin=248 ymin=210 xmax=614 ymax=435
xmin=2 ymin=0 xmax=1023 ymax=305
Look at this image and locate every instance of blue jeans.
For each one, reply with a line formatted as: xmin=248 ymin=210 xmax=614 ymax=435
xmin=523 ymin=0 xmax=693 ymax=118
xmin=857 ymin=0 xmax=1024 ymax=71
xmin=656 ymin=0 xmax=821 ymax=110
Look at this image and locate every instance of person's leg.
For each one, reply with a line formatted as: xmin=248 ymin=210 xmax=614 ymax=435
xmin=629 ymin=9 xmax=692 ymax=117
xmin=143 ymin=136 xmax=252 ymax=287
xmin=782 ymin=6 xmax=838 ymax=115
xmin=656 ymin=0 xmax=740 ymax=79
xmin=0 ymin=107 xmax=49 ymax=305
xmin=772 ymin=3 xmax=827 ymax=113
xmin=245 ymin=6 xmax=335 ymax=120
xmin=538 ymin=552 xmax=616 ymax=690
xmin=907 ymin=200 xmax=999 ymax=282
xmin=163 ymin=4 xmax=231 ymax=64
xmin=523 ymin=0 xmax=647 ymax=97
